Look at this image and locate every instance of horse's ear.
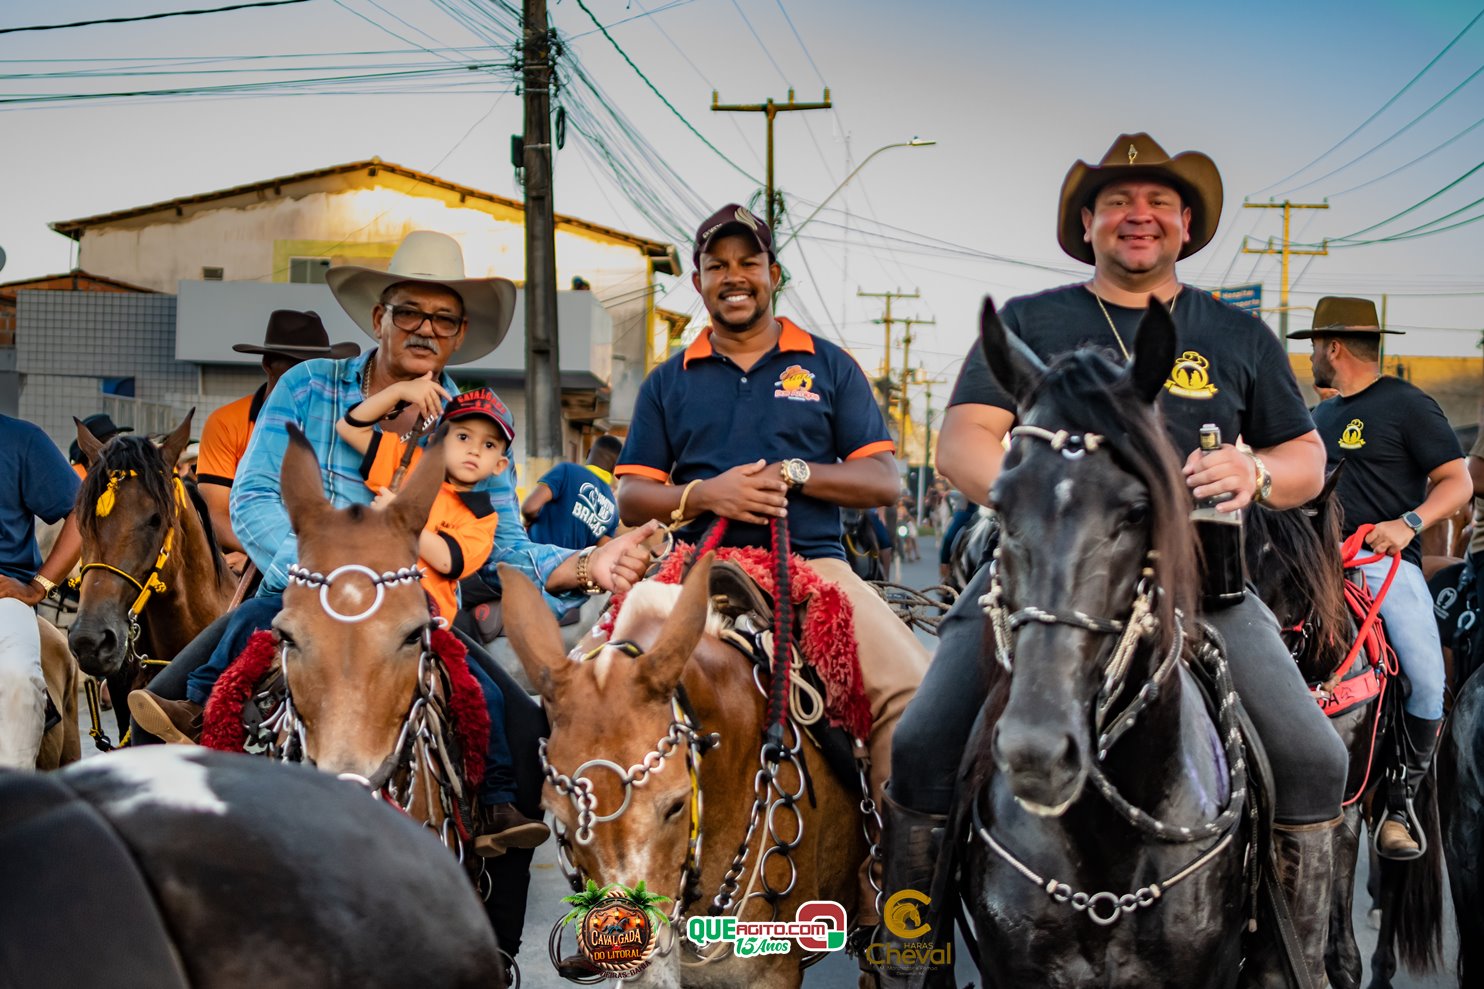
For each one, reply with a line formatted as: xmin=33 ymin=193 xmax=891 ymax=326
xmin=1320 ymin=459 xmax=1347 ymax=504
xmin=281 ymin=423 xmax=331 ymax=531
xmin=158 ymin=408 xmax=195 ymax=472
xmin=74 ymin=417 xmax=105 ymax=465
xmin=498 ymin=563 xmax=571 ymax=706
xmin=386 ymin=427 xmax=445 ymax=538
xmin=978 ymin=296 xmax=1044 ymax=408
xmin=1129 ymin=300 xmax=1177 ymax=404
xmin=639 ymin=553 xmax=715 ymax=699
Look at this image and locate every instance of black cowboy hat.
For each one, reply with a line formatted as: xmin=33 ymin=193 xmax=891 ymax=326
xmin=232 ymin=309 xmax=361 ymax=360
xmin=1057 ymin=132 xmax=1223 ymax=265
xmin=1288 ymin=296 xmax=1404 ymax=339
xmin=80 ymin=412 xmax=132 ymax=440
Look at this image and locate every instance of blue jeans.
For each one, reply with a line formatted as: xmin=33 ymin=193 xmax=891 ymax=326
xmin=1357 ymin=557 xmax=1446 ymax=719
xmin=185 ymin=593 xmax=517 ymax=802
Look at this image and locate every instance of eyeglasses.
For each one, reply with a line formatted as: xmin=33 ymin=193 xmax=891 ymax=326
xmin=384 ymin=304 xmax=464 ymax=338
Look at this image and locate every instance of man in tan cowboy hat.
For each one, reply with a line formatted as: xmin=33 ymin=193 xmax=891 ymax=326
xmin=1298 ymin=297 xmax=1470 ymax=859
xmin=195 ymin=309 xmax=359 ymax=573
xmin=135 ymin=230 xmax=660 ymax=974
xmin=885 ymin=133 xmax=1347 ymax=988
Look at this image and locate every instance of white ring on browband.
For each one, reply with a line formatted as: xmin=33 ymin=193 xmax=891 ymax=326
xmin=319 ymin=564 xmax=386 ymax=624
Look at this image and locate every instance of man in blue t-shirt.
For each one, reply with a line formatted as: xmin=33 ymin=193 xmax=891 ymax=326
xmin=1298 ymin=296 xmax=1471 ymax=860
xmin=521 ymin=435 xmax=621 ymax=550
xmin=0 ymin=414 xmax=83 ymax=768
xmin=614 ymin=203 xmax=928 ymax=937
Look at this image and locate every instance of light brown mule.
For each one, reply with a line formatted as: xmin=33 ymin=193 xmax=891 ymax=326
xmin=502 ymin=555 xmax=867 ymax=989
xmin=275 ymin=425 xmax=463 ymax=840
xmin=69 ymin=412 xmax=234 ymax=740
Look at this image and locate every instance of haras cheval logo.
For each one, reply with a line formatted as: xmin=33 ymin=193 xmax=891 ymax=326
xmin=1339 ymin=418 xmax=1366 ymax=450
xmin=866 ymin=889 xmax=953 ymax=973
xmin=560 ymin=880 xmax=669 ymax=978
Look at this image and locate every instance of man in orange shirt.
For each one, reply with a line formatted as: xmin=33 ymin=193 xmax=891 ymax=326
xmin=196 ymin=310 xmax=359 ymax=572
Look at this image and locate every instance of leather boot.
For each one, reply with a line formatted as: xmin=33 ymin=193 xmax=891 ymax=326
xmin=1243 ymin=816 xmax=1339 ymax=989
xmin=1376 ymin=714 xmax=1442 ymax=861
xmin=127 ymin=690 xmax=203 ymax=745
xmin=862 ymin=792 xmax=949 ymax=989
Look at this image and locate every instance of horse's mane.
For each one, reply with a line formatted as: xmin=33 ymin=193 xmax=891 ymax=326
xmin=79 ymin=435 xmax=228 ymax=584
xmin=1246 ymin=496 xmax=1349 ymax=682
xmin=975 ymin=348 xmax=1200 ymax=739
xmin=1023 ymin=348 xmax=1200 ymax=643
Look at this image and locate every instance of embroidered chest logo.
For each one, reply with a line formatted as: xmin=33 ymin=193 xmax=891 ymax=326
xmin=774 ymin=364 xmax=821 ymax=402
xmin=1338 ymin=418 xmax=1366 ymax=450
xmin=1164 ymin=350 xmax=1219 ymax=399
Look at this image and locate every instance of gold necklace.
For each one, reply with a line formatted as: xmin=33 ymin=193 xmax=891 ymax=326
xmin=1090 ymin=286 xmax=1180 ymax=361
xmin=359 ymin=351 xmax=436 ymax=441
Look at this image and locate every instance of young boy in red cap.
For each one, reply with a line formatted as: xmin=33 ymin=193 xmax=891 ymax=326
xmin=335 ymin=378 xmax=548 ymax=856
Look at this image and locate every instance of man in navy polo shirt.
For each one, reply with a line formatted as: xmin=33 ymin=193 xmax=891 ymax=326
xmin=615 ymin=203 xmax=929 ymax=935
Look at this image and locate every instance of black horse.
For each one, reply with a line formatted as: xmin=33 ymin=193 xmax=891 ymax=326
xmin=1246 ymin=482 xmax=1445 ymax=989
xmin=961 ymin=299 xmax=1251 ymax=987
xmin=1429 ymin=555 xmax=1484 ymax=986
xmin=0 ymin=748 xmax=501 ymax=988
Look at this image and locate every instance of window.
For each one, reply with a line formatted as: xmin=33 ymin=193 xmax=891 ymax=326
xmin=201 ymin=266 xmax=224 ymax=281
xmin=101 ymin=377 xmax=135 ymax=397
xmin=289 ymin=257 xmax=332 ymax=285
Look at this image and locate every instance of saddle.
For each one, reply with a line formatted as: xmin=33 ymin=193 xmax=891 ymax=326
xmin=706 ymin=559 xmax=867 ymax=789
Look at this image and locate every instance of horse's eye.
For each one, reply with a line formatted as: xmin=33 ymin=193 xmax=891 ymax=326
xmin=275 ymin=628 xmax=297 ymax=650
xmin=1121 ymin=503 xmax=1150 ymax=529
xmin=403 ymin=627 xmax=425 ymax=648
xmin=663 ymin=798 xmax=686 ymax=822
xmin=147 ymin=513 xmax=162 ymax=529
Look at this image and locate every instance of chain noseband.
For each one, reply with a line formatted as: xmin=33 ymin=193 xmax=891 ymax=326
xmin=286 ymin=563 xmax=423 ymax=623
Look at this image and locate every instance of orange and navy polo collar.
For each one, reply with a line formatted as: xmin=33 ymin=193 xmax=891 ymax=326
xmin=682 ymin=317 xmax=815 ymax=369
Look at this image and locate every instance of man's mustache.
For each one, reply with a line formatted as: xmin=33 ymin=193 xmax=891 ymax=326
xmin=404 ymin=336 xmax=439 ymax=353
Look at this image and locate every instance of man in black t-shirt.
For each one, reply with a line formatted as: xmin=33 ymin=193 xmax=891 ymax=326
xmin=1296 ymin=297 xmax=1470 ymax=859
xmin=882 ymin=133 xmax=1346 ymax=988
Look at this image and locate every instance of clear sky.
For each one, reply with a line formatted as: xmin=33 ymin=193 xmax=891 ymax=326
xmin=3 ymin=0 xmax=1482 ymax=427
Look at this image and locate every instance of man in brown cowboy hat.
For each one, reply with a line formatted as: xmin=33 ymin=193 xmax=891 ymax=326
xmin=194 ymin=309 xmax=359 ymax=572
xmin=885 ymin=133 xmax=1347 ymax=988
xmin=1298 ymin=297 xmax=1470 ymax=859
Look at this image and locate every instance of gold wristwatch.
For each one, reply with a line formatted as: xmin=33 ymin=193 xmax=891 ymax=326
xmin=30 ymin=573 xmax=57 ymax=595
xmin=780 ymin=458 xmax=811 ymax=490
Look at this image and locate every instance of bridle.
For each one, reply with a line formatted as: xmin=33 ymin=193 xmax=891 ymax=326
xmin=74 ymin=468 xmax=190 ymax=750
xmin=973 ymin=423 xmax=1252 ymax=926
xmin=264 ymin=562 xmax=477 ymax=857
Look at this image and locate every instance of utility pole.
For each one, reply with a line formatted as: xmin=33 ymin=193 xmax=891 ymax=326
xmin=522 ymin=0 xmax=562 ymax=475
xmin=1241 ymin=200 xmax=1329 ymax=344
xmin=896 ymin=316 xmax=935 ymax=448
xmin=712 ymin=88 xmax=831 ymax=231
xmin=859 ymin=287 xmax=919 ymax=382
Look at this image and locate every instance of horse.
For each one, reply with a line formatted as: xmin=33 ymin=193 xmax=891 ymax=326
xmin=208 ymin=423 xmax=490 ymax=859
xmin=1426 ymin=552 xmax=1484 ymax=986
xmin=957 ymin=299 xmax=1252 ymax=988
xmin=0 ymin=746 xmax=500 ymax=988
xmin=1245 ymin=481 xmax=1445 ymax=989
xmin=68 ymin=411 xmax=234 ymax=745
xmin=501 ymin=552 xmax=869 ymax=989
xmin=945 ymin=508 xmax=994 ymax=592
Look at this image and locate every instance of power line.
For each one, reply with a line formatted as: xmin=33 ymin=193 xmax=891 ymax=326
xmin=0 ymin=0 xmax=313 ymax=35
xmin=1254 ymin=4 xmax=1484 ymax=194
xmin=1330 ymin=110 xmax=1484 ymax=198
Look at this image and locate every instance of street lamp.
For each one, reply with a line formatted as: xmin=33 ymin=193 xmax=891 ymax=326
xmin=776 ymin=137 xmax=936 ymax=250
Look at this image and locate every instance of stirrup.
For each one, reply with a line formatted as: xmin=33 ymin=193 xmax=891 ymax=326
xmin=1374 ymin=804 xmax=1426 ymax=861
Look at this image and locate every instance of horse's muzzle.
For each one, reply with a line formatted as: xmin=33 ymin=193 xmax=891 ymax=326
xmin=68 ymin=620 xmax=126 ymax=679
xmin=992 ymin=722 xmax=1087 ymax=816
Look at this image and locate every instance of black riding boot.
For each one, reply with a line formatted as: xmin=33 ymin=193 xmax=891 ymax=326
xmin=1376 ymin=714 xmax=1442 ymax=861
xmin=1244 ymin=816 xmax=1339 ymax=989
xmin=861 ymin=792 xmax=949 ymax=989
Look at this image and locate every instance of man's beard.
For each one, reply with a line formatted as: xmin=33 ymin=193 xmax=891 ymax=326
xmin=709 ymin=299 xmax=764 ymax=332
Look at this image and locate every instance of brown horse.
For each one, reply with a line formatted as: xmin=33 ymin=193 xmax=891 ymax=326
xmin=259 ymin=424 xmax=483 ymax=852
xmin=68 ymin=412 xmax=234 ymax=742
xmin=35 ymin=618 xmax=80 ymax=768
xmin=502 ymin=554 xmax=868 ymax=989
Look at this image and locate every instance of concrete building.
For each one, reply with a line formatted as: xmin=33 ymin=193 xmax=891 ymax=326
xmin=12 ymin=158 xmax=681 ymax=468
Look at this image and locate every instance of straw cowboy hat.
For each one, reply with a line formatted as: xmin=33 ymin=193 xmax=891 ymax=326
xmin=325 ymin=230 xmax=517 ymax=365
xmin=1057 ymin=132 xmax=1223 ymax=265
xmin=1288 ymin=296 xmax=1404 ymax=339
xmin=232 ymin=309 xmax=360 ymax=360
